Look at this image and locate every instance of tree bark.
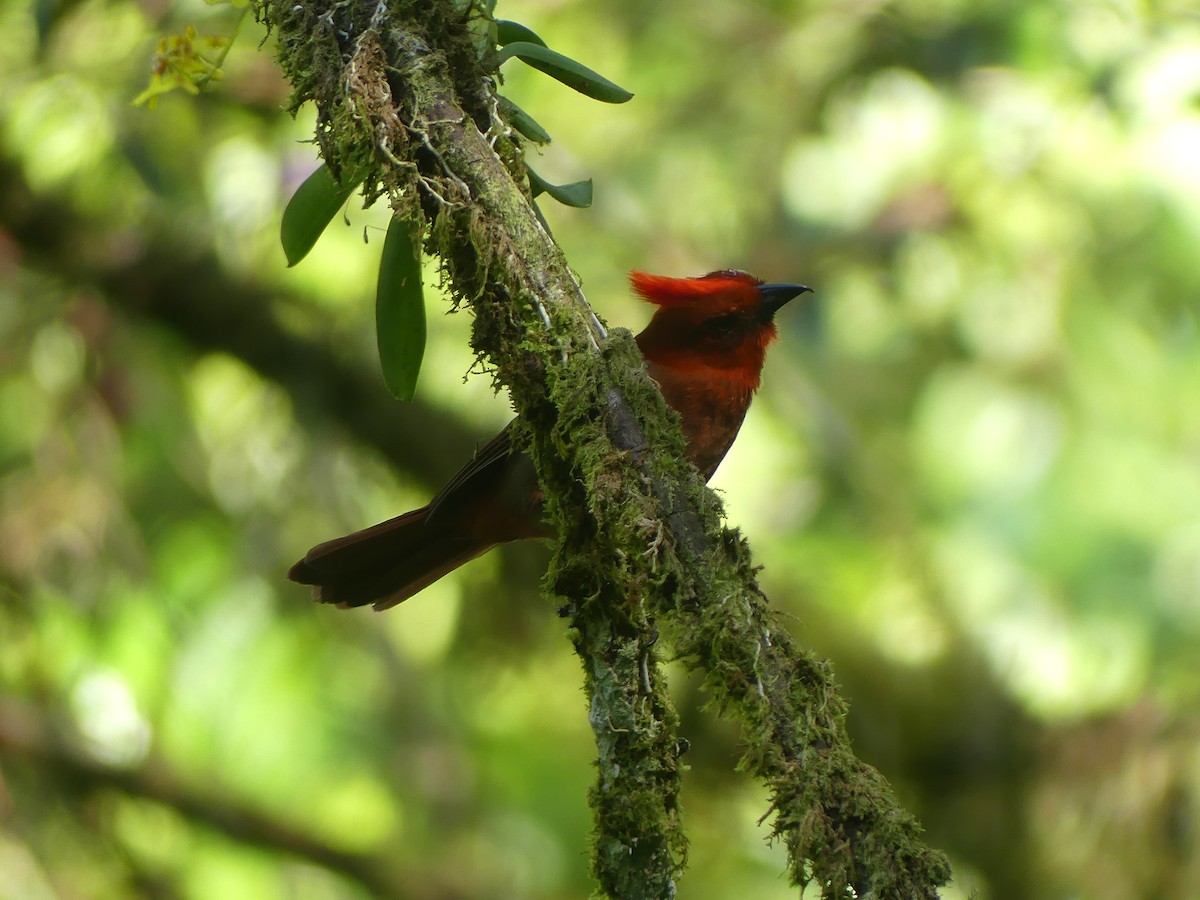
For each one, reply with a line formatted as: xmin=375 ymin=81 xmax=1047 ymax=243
xmin=255 ymin=1 xmax=952 ymax=895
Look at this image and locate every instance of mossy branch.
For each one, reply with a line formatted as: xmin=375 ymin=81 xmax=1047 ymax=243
xmin=256 ymin=0 xmax=951 ymax=896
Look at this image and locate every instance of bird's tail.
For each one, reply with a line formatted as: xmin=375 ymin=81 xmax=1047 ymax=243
xmin=287 ymin=506 xmax=492 ymax=610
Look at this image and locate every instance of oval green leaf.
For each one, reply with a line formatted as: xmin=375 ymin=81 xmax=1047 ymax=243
xmin=495 ymin=19 xmax=546 ymax=48
xmin=526 ymin=166 xmax=593 ymax=208
xmin=496 ymin=42 xmax=633 ymax=104
xmin=499 ymin=97 xmax=552 ymax=144
xmin=376 ymin=217 xmax=426 ymax=401
xmin=281 ymin=163 xmax=361 ymax=267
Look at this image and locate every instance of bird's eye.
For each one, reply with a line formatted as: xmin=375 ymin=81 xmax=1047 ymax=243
xmin=703 ymin=314 xmax=740 ymax=338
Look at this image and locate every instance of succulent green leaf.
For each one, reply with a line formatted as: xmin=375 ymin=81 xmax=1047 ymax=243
xmin=280 ymin=163 xmax=361 ymax=267
xmin=526 ymin=166 xmax=593 ymax=208
xmin=495 ymin=19 xmax=546 ymax=48
xmin=496 ymin=42 xmax=633 ymax=104
xmin=376 ymin=217 xmax=426 ymax=401
xmin=499 ymin=97 xmax=552 ymax=144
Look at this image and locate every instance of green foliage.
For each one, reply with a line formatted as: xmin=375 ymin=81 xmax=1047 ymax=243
xmin=269 ymin=3 xmax=621 ymax=403
xmin=526 ymin=165 xmax=592 ymax=207
xmin=498 ymin=96 xmax=551 ymax=144
xmin=132 ymin=26 xmax=230 ymax=107
xmin=132 ymin=7 xmax=248 ymax=107
xmin=495 ymin=18 xmax=546 ymax=48
xmin=375 ymin=217 xmax=426 ymax=401
xmin=279 ymin=163 xmax=362 ymax=267
xmin=496 ymin=41 xmax=634 ymax=104
xmin=3 ymin=0 xmax=1200 ymax=897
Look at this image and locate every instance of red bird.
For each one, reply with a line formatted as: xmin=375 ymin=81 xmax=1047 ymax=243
xmin=289 ymin=270 xmax=811 ymax=609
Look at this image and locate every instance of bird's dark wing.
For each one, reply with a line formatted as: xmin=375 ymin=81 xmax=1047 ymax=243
xmin=425 ymin=420 xmax=517 ymax=521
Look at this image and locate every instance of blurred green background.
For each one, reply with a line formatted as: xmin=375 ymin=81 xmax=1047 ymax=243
xmin=2 ymin=0 xmax=1199 ymax=897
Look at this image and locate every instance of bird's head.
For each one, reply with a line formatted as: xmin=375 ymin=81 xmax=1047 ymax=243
xmin=631 ymin=270 xmax=811 ymax=388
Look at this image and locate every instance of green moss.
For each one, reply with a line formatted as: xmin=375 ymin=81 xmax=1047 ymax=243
xmin=260 ymin=1 xmax=951 ymax=896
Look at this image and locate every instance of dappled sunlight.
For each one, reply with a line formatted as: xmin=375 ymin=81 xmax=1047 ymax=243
xmin=4 ymin=76 xmax=114 ymax=190
xmin=1 ymin=0 xmax=1199 ymax=895
xmin=1154 ymin=524 xmax=1200 ymax=629
xmin=862 ymin=570 xmax=950 ymax=667
xmin=71 ymin=668 xmax=151 ymax=766
xmin=987 ymin=603 xmax=1151 ymax=718
xmin=205 ymin=137 xmax=283 ymax=272
xmin=465 ymin=651 xmax=589 ymax=742
xmin=307 ymin=772 xmax=400 ymax=852
xmin=384 ymin=577 xmax=463 ymax=666
xmin=914 ymin=368 xmax=1064 ymax=500
xmin=783 ymin=69 xmax=946 ymax=231
xmin=186 ymin=354 xmax=302 ymax=513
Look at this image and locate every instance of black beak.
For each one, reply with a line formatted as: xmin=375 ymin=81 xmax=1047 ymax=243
xmin=758 ymin=282 xmax=813 ymax=317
